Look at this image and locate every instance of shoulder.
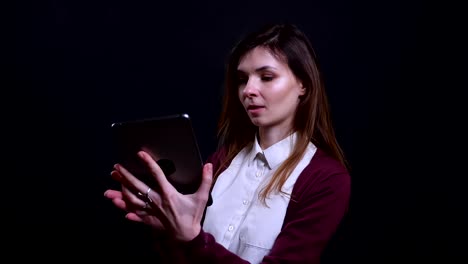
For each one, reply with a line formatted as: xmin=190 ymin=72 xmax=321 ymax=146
xmin=292 ymin=148 xmax=351 ymax=202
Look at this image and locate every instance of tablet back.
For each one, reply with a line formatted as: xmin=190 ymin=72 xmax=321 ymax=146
xmin=111 ymin=113 xmax=203 ymax=194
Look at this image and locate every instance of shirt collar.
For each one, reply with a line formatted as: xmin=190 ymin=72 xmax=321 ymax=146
xmin=247 ymin=132 xmax=297 ymax=169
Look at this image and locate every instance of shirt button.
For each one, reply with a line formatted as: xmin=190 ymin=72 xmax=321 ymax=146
xmin=228 ymin=225 xmax=234 ymax=231
xmin=256 ymin=171 xmax=261 ymax=177
xmin=243 ymin=200 xmax=249 ymax=205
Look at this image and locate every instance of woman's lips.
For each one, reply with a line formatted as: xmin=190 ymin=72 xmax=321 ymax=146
xmin=247 ymin=105 xmax=265 ymax=115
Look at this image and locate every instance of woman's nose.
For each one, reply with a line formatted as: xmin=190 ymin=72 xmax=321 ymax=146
xmin=242 ymin=79 xmax=259 ymax=97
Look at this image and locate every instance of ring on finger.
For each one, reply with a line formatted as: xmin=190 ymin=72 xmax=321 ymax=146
xmin=145 ymin=187 xmax=153 ymax=203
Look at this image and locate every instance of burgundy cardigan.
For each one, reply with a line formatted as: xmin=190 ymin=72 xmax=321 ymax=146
xmin=155 ymin=147 xmax=351 ymax=264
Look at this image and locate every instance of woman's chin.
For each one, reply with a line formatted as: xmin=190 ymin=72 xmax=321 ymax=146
xmin=249 ymin=116 xmax=265 ymax=127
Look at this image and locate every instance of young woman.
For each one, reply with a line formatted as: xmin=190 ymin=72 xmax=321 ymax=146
xmin=104 ymin=23 xmax=351 ymax=263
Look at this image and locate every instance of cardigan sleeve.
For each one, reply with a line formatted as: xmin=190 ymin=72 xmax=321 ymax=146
xmin=179 ymin=149 xmax=351 ymax=264
xmin=265 ymin=167 xmax=351 ymax=263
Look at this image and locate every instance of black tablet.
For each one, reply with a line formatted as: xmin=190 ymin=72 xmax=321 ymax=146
xmin=111 ymin=113 xmax=204 ymax=195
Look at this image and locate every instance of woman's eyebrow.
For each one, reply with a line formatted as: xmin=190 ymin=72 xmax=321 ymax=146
xmin=255 ymin=66 xmax=277 ymax=72
xmin=237 ymin=66 xmax=278 ymax=73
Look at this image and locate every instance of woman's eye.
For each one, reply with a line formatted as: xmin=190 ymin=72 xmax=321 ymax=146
xmin=261 ymin=76 xmax=274 ymax=81
xmin=238 ymin=77 xmax=247 ymax=84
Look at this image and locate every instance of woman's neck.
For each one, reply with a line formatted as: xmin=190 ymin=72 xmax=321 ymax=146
xmin=258 ymin=126 xmax=294 ymax=150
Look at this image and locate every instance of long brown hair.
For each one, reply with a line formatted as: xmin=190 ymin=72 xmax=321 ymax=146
xmin=216 ymin=23 xmax=348 ymax=204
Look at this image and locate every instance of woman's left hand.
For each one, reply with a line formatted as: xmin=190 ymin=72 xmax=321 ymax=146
xmin=106 ymin=150 xmax=213 ymax=242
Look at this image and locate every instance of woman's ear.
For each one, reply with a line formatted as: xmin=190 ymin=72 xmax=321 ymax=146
xmin=299 ymin=84 xmax=306 ymax=96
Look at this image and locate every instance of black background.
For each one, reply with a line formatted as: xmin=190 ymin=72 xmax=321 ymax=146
xmin=11 ymin=0 xmax=465 ymax=262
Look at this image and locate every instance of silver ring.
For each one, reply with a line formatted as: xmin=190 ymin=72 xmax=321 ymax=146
xmin=145 ymin=187 xmax=153 ymax=203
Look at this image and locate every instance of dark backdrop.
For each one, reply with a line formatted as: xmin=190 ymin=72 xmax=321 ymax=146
xmin=11 ymin=0 xmax=465 ymax=262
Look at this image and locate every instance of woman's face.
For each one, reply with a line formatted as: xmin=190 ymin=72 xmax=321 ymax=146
xmin=237 ymin=47 xmax=305 ymax=132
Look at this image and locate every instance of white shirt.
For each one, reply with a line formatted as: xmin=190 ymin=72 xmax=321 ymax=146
xmin=203 ymin=132 xmax=317 ymax=264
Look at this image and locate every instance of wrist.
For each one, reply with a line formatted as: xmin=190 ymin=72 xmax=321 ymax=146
xmin=179 ymin=224 xmax=201 ymax=242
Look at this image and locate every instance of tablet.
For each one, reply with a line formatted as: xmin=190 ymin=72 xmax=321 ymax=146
xmin=111 ymin=113 xmax=204 ymax=195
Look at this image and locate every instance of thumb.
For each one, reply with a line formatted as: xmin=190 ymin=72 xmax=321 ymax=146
xmin=196 ymin=163 xmax=213 ymax=200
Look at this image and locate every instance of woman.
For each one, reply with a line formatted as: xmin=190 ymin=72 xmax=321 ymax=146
xmin=104 ymin=23 xmax=351 ymax=263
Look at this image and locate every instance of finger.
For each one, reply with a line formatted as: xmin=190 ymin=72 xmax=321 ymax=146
xmin=137 ymin=151 xmax=175 ymax=193
xmin=112 ymin=193 xmax=153 ymax=214
xmin=104 ymin=190 xmax=131 ymax=211
xmin=125 ymin=212 xmax=143 ymax=222
xmin=196 ymin=163 xmax=213 ymax=200
xmin=111 ymin=170 xmax=139 ymax=193
xmin=122 ymin=186 xmax=147 ymax=209
xmin=104 ymin=189 xmax=123 ymax=199
xmin=114 ymin=163 xmax=155 ymax=200
xmin=117 ymin=170 xmax=162 ymax=212
xmin=111 ymin=170 xmax=121 ymax=181
xmin=111 ymin=198 xmax=129 ymax=211
xmin=146 ymin=187 xmax=163 ymax=207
